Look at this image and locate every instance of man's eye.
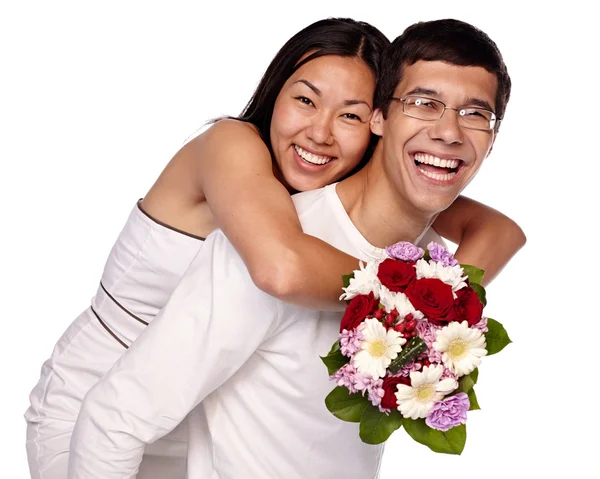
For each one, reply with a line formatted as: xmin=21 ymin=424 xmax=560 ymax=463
xmin=415 ymin=99 xmax=436 ymax=109
xmin=462 ymin=109 xmax=486 ymax=118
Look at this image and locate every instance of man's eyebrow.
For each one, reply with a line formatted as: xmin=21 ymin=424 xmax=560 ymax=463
xmin=464 ymin=97 xmax=495 ymax=112
xmin=294 ymin=79 xmax=372 ymax=111
xmin=404 ymin=87 xmax=495 ymax=112
xmin=404 ymin=87 xmax=439 ymax=97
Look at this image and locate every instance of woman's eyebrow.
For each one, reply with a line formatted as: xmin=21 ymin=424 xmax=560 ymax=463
xmin=294 ymin=79 xmax=372 ymax=110
xmin=294 ymin=79 xmax=321 ymax=95
xmin=344 ymin=99 xmax=372 ymax=111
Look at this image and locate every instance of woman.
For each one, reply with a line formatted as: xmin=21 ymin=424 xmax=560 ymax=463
xmin=26 ymin=17 xmax=525 ymax=479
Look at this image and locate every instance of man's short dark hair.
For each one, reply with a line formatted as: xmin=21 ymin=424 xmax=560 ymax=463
xmin=375 ymin=19 xmax=511 ymax=129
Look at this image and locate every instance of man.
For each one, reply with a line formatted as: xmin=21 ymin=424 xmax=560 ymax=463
xmin=68 ymin=18 xmax=511 ymax=478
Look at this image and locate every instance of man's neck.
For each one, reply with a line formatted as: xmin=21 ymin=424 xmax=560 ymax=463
xmin=336 ymin=162 xmax=436 ymax=249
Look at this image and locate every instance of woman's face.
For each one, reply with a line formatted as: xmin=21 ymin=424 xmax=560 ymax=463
xmin=270 ymin=54 xmax=376 ymax=192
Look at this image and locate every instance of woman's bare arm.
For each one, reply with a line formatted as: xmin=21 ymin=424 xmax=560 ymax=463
xmin=433 ymin=195 xmax=526 ymax=286
xmin=191 ymin=120 xmax=359 ymax=311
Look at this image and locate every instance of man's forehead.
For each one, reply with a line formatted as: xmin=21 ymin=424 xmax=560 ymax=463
xmin=395 ymin=60 xmax=498 ymax=109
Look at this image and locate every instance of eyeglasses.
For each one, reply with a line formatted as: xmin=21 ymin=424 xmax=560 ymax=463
xmin=390 ymin=96 xmax=500 ymax=131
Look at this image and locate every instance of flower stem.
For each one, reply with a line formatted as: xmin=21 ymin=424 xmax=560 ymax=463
xmin=388 ymin=337 xmax=427 ymax=374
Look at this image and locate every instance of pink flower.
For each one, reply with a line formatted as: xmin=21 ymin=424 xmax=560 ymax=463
xmin=415 ymin=320 xmax=443 ymax=363
xmin=473 ymin=316 xmax=488 ymax=333
xmin=339 ymin=328 xmax=364 ymax=357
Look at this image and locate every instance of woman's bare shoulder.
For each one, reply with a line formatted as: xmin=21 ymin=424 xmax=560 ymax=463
xmin=187 ymin=118 xmax=267 ymax=153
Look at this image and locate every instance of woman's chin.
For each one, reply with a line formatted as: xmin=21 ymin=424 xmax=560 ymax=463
xmin=284 ymin=174 xmax=330 ymax=193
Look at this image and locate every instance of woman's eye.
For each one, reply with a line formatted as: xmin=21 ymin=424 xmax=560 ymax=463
xmin=295 ymin=96 xmax=314 ymax=106
xmin=342 ymin=113 xmax=362 ymax=121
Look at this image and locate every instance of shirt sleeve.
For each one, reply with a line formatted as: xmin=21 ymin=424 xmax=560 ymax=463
xmin=68 ymin=230 xmax=281 ymax=479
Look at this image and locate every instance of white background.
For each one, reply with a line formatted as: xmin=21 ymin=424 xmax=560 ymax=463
xmin=1 ymin=1 xmax=597 ymax=477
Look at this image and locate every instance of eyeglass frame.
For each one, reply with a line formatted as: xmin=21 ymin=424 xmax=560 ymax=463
xmin=389 ymin=96 xmax=501 ymax=131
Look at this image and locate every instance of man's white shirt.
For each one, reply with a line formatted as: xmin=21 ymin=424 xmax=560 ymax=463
xmin=68 ymin=184 xmax=442 ymax=479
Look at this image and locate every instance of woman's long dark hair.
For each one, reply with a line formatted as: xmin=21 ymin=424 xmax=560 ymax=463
xmin=233 ymin=18 xmax=389 ymax=172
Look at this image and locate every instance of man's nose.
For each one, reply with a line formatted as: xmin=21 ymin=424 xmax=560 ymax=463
xmin=428 ymin=108 xmax=464 ymax=145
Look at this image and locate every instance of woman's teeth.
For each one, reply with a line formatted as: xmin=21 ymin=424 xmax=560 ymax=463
xmin=294 ymin=145 xmax=332 ymax=165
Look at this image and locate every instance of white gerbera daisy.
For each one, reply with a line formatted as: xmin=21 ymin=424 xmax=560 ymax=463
xmin=353 ymin=318 xmax=406 ymax=379
xmin=395 ymin=365 xmax=458 ymax=419
xmin=378 ymin=285 xmax=424 ymax=321
xmin=433 ymin=321 xmax=487 ymax=377
xmin=415 ymin=259 xmax=468 ymax=293
xmin=340 ymin=260 xmax=382 ymax=301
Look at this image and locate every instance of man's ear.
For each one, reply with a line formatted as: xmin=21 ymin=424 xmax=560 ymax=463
xmin=486 ymin=120 xmax=502 ymax=158
xmin=370 ymin=108 xmax=384 ymax=136
xmin=486 ymin=135 xmax=496 ymax=158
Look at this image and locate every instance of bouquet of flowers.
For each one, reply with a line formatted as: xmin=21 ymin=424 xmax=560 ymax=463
xmin=321 ymin=241 xmax=511 ymax=454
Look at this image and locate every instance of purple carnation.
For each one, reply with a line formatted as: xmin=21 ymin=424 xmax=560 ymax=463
xmin=425 ymin=393 xmax=470 ymax=431
xmin=385 ymin=241 xmax=424 ymax=262
xmin=427 ymin=241 xmax=459 ymax=267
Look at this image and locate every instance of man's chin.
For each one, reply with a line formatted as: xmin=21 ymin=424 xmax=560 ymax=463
xmin=413 ymin=194 xmax=457 ymax=217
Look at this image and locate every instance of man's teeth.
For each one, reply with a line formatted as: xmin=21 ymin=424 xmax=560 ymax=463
xmin=419 ymin=169 xmax=456 ymax=181
xmin=414 ymin=153 xmax=460 ymax=169
xmin=294 ymin=145 xmax=332 ymax=165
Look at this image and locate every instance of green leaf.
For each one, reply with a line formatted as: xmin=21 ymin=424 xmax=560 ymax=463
xmin=455 ymin=368 xmax=479 ymax=394
xmin=423 ymin=249 xmax=432 ymax=262
xmin=342 ymin=273 xmax=354 ymax=290
xmin=467 ymin=388 xmax=480 ymax=410
xmin=456 ymin=373 xmax=475 ymax=394
xmin=325 ymin=386 xmax=370 ymax=423
xmin=470 ymin=282 xmax=487 ymax=307
xmin=403 ymin=418 xmax=467 ymax=455
xmin=320 ymin=341 xmax=350 ymax=375
xmin=359 ymin=407 xmax=403 ymax=444
xmin=485 ymin=318 xmax=512 ymax=355
xmin=461 ymin=264 xmax=485 ymax=285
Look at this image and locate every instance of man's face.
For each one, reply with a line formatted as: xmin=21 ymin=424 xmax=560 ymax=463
xmin=371 ymin=60 xmax=498 ymax=215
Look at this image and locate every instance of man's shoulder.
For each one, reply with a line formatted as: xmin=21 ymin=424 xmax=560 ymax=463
xmin=291 ymin=186 xmax=330 ymax=217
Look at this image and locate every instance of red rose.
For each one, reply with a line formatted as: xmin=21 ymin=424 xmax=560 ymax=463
xmin=340 ymin=292 xmax=378 ymax=332
xmin=380 ymin=375 xmax=411 ymax=410
xmin=377 ymin=258 xmax=416 ymax=293
xmin=404 ymin=278 xmax=455 ymax=323
xmin=453 ymin=287 xmax=484 ymax=326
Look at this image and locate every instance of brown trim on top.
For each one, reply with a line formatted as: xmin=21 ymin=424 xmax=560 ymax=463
xmin=100 ymin=282 xmax=149 ymax=326
xmin=91 ymin=306 xmax=129 ymax=349
xmin=136 ymin=200 xmax=206 ymax=241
